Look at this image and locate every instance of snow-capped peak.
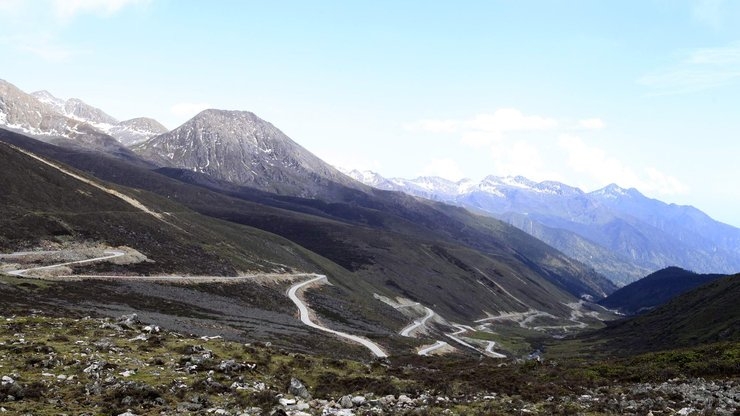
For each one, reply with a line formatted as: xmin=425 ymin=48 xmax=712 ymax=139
xmin=591 ymin=183 xmax=631 ymax=199
xmin=482 ymin=175 xmax=538 ymax=190
xmin=342 ymin=169 xmax=387 ymax=186
xmin=31 ymin=90 xmax=66 ymax=113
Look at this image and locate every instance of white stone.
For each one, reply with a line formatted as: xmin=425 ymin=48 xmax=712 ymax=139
xmin=296 ymin=401 xmax=310 ymax=410
xmin=278 ymin=398 xmax=296 ymax=406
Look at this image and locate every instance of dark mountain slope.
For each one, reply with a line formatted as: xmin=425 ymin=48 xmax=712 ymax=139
xmin=146 ymin=165 xmax=616 ymax=301
xmin=1 ymin=128 xmax=612 ymax=325
xmin=0 ymin=140 xmax=422 ymax=354
xmin=599 ymin=267 xmax=731 ymax=315
xmin=130 ymin=109 xmax=614 ymax=298
xmin=589 ymin=275 xmax=739 ymax=354
xmin=0 ymin=139 xmax=329 ymax=277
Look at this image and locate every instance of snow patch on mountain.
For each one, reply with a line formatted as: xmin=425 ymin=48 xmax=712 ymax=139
xmin=591 ymin=184 xmax=631 ymax=199
xmin=31 ymin=90 xmax=66 ymax=113
xmin=0 ymin=84 xmax=166 ymax=147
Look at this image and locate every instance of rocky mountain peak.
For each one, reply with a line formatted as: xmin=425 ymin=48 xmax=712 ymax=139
xmin=63 ymin=98 xmax=119 ymax=126
xmin=1 ymin=80 xmax=72 ymax=136
xmin=31 ymin=90 xmax=66 ymax=112
xmin=134 ymin=109 xmax=360 ymax=197
xmin=2 ymin=80 xmax=166 ymax=150
xmin=481 ymin=175 xmax=537 ymax=189
xmin=110 ymin=117 xmax=168 ymax=146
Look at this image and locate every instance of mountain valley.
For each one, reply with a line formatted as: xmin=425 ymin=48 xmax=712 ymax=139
xmin=1 ymin=78 xmax=738 ymax=415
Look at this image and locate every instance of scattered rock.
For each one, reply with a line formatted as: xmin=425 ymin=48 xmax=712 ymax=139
xmin=217 ymin=359 xmax=243 ymax=374
xmin=288 ymin=377 xmax=311 ymax=400
xmin=339 ymin=394 xmax=354 ymax=408
xmin=117 ymin=314 xmax=140 ymax=329
xmin=278 ymin=397 xmax=296 ymax=406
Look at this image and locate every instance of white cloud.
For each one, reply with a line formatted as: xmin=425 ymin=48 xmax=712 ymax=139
xmin=53 ymin=0 xmax=148 ymax=20
xmin=419 ymin=158 xmax=465 ymax=181
xmin=489 ymin=140 xmax=558 ymax=182
xmin=558 ymin=134 xmax=687 ymax=195
xmin=578 ymin=118 xmax=605 ymax=130
xmin=322 ymin=152 xmax=383 ymax=173
xmin=639 ymin=42 xmax=740 ymax=95
xmin=644 ymin=167 xmax=689 ymax=195
xmin=170 ymin=101 xmax=210 ymax=120
xmin=405 ymin=108 xmax=558 ymax=147
xmin=463 ymin=109 xmax=557 ymax=133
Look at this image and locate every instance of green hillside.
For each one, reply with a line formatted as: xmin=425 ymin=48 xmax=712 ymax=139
xmin=591 ymin=275 xmax=740 ymax=354
xmin=599 ymin=266 xmax=730 ymax=315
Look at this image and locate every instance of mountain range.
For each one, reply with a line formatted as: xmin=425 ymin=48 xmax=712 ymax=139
xmin=0 ymin=79 xmax=166 ymax=154
xmin=0 ymin=78 xmax=624 ymax=359
xmin=346 ymin=171 xmax=740 ymax=285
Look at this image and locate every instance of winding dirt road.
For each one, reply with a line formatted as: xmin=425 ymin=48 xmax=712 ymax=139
xmin=400 ymin=306 xmax=435 ymax=337
xmin=5 ymin=251 xmax=389 ymax=358
xmin=287 ymin=274 xmax=388 ymax=358
xmin=7 ymin=250 xmax=126 ymax=277
xmin=418 ymin=340 xmax=449 ymax=356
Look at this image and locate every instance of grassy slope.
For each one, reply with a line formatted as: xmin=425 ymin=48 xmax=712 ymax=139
xmin=598 ymin=266 xmax=731 ymax=315
xmin=0 ymin=141 xmax=322 ymax=276
xmin=1 ymin=312 xmax=737 ymax=416
xmin=572 ymin=275 xmax=740 ymax=356
xmin=0 ymin=140 xmax=414 ymax=345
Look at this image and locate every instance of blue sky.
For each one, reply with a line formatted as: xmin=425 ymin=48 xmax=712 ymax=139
xmin=1 ymin=0 xmax=739 ymax=226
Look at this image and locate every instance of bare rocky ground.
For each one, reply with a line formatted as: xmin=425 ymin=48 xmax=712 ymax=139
xmin=1 ymin=312 xmax=738 ymax=416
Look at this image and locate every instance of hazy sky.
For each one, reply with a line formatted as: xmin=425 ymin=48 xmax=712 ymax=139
xmin=1 ymin=0 xmax=739 ymax=227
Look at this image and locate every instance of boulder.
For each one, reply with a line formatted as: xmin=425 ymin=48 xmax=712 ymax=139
xmin=288 ymin=377 xmax=311 ymax=399
xmin=339 ymin=394 xmax=354 ymax=408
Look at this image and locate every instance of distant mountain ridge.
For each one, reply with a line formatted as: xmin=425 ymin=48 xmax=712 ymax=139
xmin=0 ymin=79 xmax=167 ymax=148
xmin=346 ymin=170 xmax=740 ymax=285
xmin=598 ymin=267 xmax=732 ymax=315
xmin=590 ymin=273 xmax=739 ymax=353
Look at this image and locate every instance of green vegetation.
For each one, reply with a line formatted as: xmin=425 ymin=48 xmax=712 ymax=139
xmin=1 ymin=313 xmax=737 ymax=415
xmin=599 ymin=266 xmax=732 ymax=315
xmin=586 ymin=275 xmax=740 ymax=354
